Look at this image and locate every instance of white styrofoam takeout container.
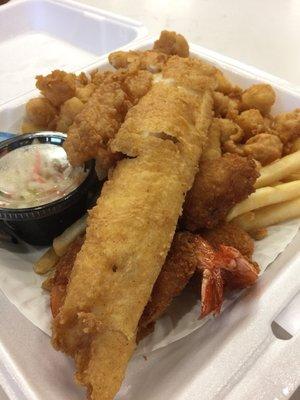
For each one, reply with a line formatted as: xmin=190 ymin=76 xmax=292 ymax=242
xmin=0 ymin=0 xmax=147 ymax=106
xmin=0 ymin=29 xmax=300 ymax=400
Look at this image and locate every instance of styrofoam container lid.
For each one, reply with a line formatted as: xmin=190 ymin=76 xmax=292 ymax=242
xmin=0 ymin=0 xmax=147 ymax=106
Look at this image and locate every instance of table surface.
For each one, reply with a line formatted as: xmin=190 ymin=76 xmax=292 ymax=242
xmin=77 ymin=0 xmax=300 ymax=88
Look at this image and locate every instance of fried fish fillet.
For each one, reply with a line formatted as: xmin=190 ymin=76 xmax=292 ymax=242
xmin=50 ymin=232 xmax=195 ymax=342
xmin=161 ymin=55 xmax=218 ymax=92
xmin=162 ymin=55 xmax=234 ymax=93
xmin=53 ymin=81 xmax=213 ymax=399
xmin=50 ymin=232 xmax=194 ymax=342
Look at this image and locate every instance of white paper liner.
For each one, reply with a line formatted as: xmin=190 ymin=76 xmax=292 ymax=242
xmin=0 ymin=219 xmax=299 ymax=355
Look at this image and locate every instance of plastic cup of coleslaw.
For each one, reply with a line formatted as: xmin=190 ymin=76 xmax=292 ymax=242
xmin=0 ymin=132 xmax=99 ymax=246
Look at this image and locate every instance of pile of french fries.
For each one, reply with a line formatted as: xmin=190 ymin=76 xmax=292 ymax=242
xmin=227 ymin=150 xmax=300 ymax=232
xmin=34 ymin=214 xmax=87 ymax=275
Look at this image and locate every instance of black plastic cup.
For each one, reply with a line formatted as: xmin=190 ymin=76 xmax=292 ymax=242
xmin=0 ymin=132 xmax=99 ymax=246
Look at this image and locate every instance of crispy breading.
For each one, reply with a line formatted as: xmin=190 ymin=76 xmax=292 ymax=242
xmin=162 ymin=55 xmax=219 ymax=91
xmin=90 ymin=69 xmax=115 ymax=86
xmin=162 ymin=55 xmax=237 ymax=94
xmin=63 ymin=82 xmax=132 ymax=166
xmin=138 ymin=232 xmax=198 ymax=336
xmin=64 ymin=70 xmax=153 ymax=166
xmin=94 ymin=148 xmax=123 ymax=180
xmin=273 ymin=108 xmax=300 ymax=144
xmin=108 ymin=30 xmax=189 ymax=72
xmin=21 ymin=121 xmax=42 ymax=134
xmin=36 ymin=70 xmax=78 ymax=107
xmin=244 ymin=133 xmax=283 ymax=165
xmin=235 ymin=109 xmax=266 ymax=140
xmin=213 ymin=91 xmax=240 ymax=118
xmin=49 ymin=232 xmax=193 ymax=343
xmin=153 ymin=30 xmax=189 ymax=57
xmin=50 ymin=235 xmax=85 ymax=318
xmin=122 ymin=69 xmax=153 ymax=102
xmin=49 ymin=232 xmax=195 ymax=343
xmin=241 ymin=84 xmax=276 ymax=115
xmin=53 ymin=82 xmax=213 ymax=400
xmin=202 ymin=222 xmax=254 ymax=259
xmin=201 ymin=118 xmax=222 ymax=161
xmin=76 ymin=83 xmax=97 ymax=103
xmin=182 ymin=154 xmax=259 ymax=230
xmin=283 ymin=136 xmax=300 ymax=155
xmin=49 ymin=46 xmax=222 ymax=169
xmin=56 ymin=97 xmax=84 ymax=132
xmin=214 ymin=70 xmax=239 ymax=95
xmin=111 ymin=83 xmax=213 ymax=158
xmin=218 ymin=118 xmax=244 ymax=155
xmin=108 ymin=50 xmax=168 ymax=72
xmin=23 ymin=97 xmax=57 ymax=132
xmin=91 ymin=69 xmax=153 ymax=104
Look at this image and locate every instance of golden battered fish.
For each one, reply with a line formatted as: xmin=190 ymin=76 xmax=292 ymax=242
xmin=53 ymin=80 xmax=213 ymax=400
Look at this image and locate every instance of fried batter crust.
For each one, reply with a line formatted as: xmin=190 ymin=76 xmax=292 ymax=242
xmin=64 ymin=70 xmax=153 ymax=166
xmin=53 ymin=82 xmax=212 ymax=400
xmin=182 ymin=154 xmax=259 ymax=230
xmin=138 ymin=232 xmax=198 ymax=336
xmin=202 ymin=222 xmax=254 ymax=259
xmin=36 ymin=70 xmax=78 ymax=107
xmin=153 ymin=30 xmax=189 ymax=57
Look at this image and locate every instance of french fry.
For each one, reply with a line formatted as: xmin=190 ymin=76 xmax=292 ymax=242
xmin=53 ymin=214 xmax=87 ymax=256
xmin=282 ymin=171 xmax=300 ymax=182
xmin=232 ymin=197 xmax=300 ymax=231
xmin=42 ymin=270 xmax=55 ymax=291
xmin=248 ymin=228 xmax=268 ymax=241
xmin=290 ymin=137 xmax=300 ymax=153
xmin=227 ymin=180 xmax=300 ymax=221
xmin=34 ymin=247 xmax=59 ymax=275
xmin=270 ymin=181 xmax=283 ymax=186
xmin=255 ymin=150 xmax=300 ymax=188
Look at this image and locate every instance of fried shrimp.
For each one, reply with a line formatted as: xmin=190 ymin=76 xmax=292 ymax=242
xmin=138 ymin=232 xmax=198 ymax=337
xmin=182 ymin=154 xmax=259 ymax=231
xmin=172 ymin=234 xmax=259 ymax=318
xmin=202 ymin=222 xmax=254 ymax=259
